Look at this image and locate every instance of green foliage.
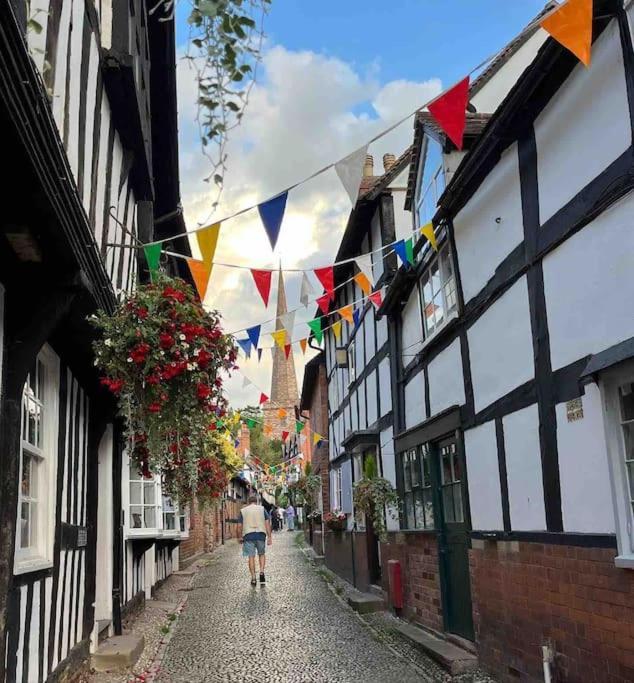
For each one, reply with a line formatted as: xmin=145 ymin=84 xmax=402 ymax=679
xmin=353 ymin=477 xmax=400 ymax=543
xmin=236 ymin=406 xmax=283 ymax=467
xmin=363 ymin=454 xmax=378 ymax=480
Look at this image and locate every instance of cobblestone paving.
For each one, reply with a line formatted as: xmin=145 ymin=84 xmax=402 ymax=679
xmin=155 ymin=533 xmax=485 ymax=683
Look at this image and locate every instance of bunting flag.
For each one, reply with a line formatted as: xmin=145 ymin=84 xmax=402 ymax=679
xmin=258 ymin=192 xmax=288 ymax=250
xmin=281 ymin=431 xmax=289 ymax=442
xmin=246 ymin=325 xmax=261 ymax=349
xmin=308 ymin=318 xmax=323 ymax=343
xmin=296 ymin=420 xmax=305 ymax=434
xmin=257 ymin=348 xmax=263 ymax=362
xmin=246 ymin=417 xmax=257 ymax=429
xmin=420 ymin=222 xmax=438 ymax=252
xmin=314 ymin=266 xmax=335 ymax=300
xmin=336 ymin=305 xmax=352 ymax=324
xmin=259 ymin=392 xmax=269 ymax=405
xmin=251 ymin=269 xmax=272 ymax=306
xmin=316 ymin=293 xmax=331 ymax=315
xmin=405 ymin=237 xmax=414 ymax=265
xmin=428 ymin=77 xmax=470 ymax=150
xmin=237 ymin=338 xmax=252 ymax=357
xmin=354 ymin=272 xmax=372 ymax=296
xmin=300 ymin=271 xmax=316 ymax=306
xmin=196 ymin=222 xmax=220 ymax=277
xmin=187 ymin=258 xmax=211 ymax=300
xmin=277 ymin=408 xmax=287 ymax=419
xmin=541 ymin=0 xmax=592 ymax=67
xmin=313 ymin=432 xmax=323 ymax=446
xmin=242 ymin=376 xmax=252 ymax=389
xmin=209 ymin=422 xmax=217 ymax=431
xmin=299 ymin=338 xmax=308 ymax=354
xmin=332 ymin=320 xmax=342 ymax=341
xmin=335 ymin=144 xmax=368 ymax=204
xmin=284 ymin=343 xmax=292 ymax=359
xmin=279 ymin=310 xmax=296 ymax=334
xmin=355 ymin=254 xmax=374 ymax=283
xmin=271 ymin=329 xmax=287 ymax=349
xmin=393 ymin=239 xmax=409 ymax=268
xmin=369 ymin=289 xmax=383 ymax=309
xmin=264 ymin=424 xmax=273 ymax=436
xmin=144 ymin=244 xmax=162 ymax=280
xmin=352 ymin=308 xmax=361 ymax=327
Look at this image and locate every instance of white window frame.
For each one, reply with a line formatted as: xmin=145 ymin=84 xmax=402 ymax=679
xmin=126 ymin=455 xmax=161 ymax=537
xmin=348 ymin=340 xmax=356 ymax=386
xmin=601 ymin=362 xmax=634 ymax=568
xmin=332 ymin=468 xmax=342 ymax=511
xmin=179 ymin=506 xmax=190 ymax=538
xmin=15 ymin=345 xmax=60 ymax=575
xmin=413 ymin=135 xmax=446 ymax=234
xmin=418 ymin=243 xmax=458 ymax=344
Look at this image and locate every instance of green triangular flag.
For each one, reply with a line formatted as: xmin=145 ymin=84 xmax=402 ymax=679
xmin=216 ymin=419 xmax=224 ymax=429
xmin=405 ymin=237 xmax=414 ymax=265
xmin=308 ymin=318 xmax=323 ymax=344
xmin=143 ymin=243 xmax=162 ymax=281
xmin=246 ymin=418 xmax=257 ymax=429
xmin=296 ymin=421 xmax=305 ymax=434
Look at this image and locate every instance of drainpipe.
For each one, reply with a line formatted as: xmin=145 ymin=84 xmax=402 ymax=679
xmin=542 ymin=644 xmax=554 ymax=683
xmin=111 ymin=421 xmax=124 ymax=636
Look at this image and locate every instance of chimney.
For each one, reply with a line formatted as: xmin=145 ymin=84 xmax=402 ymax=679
xmin=363 ymin=154 xmax=374 ymax=177
xmin=383 ymin=153 xmax=396 ymax=173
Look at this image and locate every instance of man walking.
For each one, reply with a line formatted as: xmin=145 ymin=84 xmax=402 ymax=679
xmin=237 ymin=493 xmax=272 ymax=586
xmin=286 ymin=503 xmax=296 ymax=531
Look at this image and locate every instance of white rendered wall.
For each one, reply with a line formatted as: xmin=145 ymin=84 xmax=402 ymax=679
xmin=464 ymin=421 xmax=504 ymax=530
xmin=468 ymin=277 xmax=534 ymax=413
xmin=366 ymin=370 xmax=378 ymax=426
xmin=453 ymin=142 xmax=524 ymax=304
xmin=535 ymin=20 xmax=630 ymax=223
xmin=378 ymin=357 xmax=392 ymax=416
xmin=404 ymin=372 xmax=426 ymax=430
xmin=401 ymin=289 xmax=422 ymax=357
xmin=394 ymin=193 xmax=412 ymax=241
xmin=556 ymin=384 xmax=615 ymax=534
xmin=371 ymin=213 xmax=384 ymax=282
xmin=503 ymin=404 xmax=546 ymax=531
xmin=427 ymin=338 xmax=465 ymax=416
xmin=377 ymin=316 xmax=388 ymax=349
xmin=380 ymin=426 xmax=400 ymax=532
xmin=544 ymin=195 xmax=634 ymax=370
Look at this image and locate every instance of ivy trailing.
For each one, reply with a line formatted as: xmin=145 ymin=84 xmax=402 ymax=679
xmin=353 ymin=455 xmax=400 ymax=542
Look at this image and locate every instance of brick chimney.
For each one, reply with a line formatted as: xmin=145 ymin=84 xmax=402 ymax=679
xmin=239 ymin=423 xmax=251 ymax=458
xmin=383 ymin=153 xmax=396 ymax=172
xmin=363 ymin=154 xmax=374 ymax=177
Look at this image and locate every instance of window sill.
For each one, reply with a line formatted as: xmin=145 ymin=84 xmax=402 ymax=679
xmin=614 ymin=554 xmax=634 ymax=569
xmin=126 ymin=529 xmax=160 ymax=540
xmin=420 ymin=309 xmax=459 ymax=353
xmin=159 ymin=530 xmax=181 ymax=539
xmin=14 ymin=557 xmax=53 ymax=575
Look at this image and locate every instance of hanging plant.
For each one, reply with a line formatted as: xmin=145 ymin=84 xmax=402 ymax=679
xmin=288 ymin=472 xmax=320 ymax=506
xmin=353 ymin=456 xmax=399 ymax=542
xmin=323 ymin=510 xmax=347 ymax=531
xmin=91 ymin=275 xmax=238 ymax=502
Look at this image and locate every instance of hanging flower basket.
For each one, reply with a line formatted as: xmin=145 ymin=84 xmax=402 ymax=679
xmin=324 ymin=511 xmax=347 ymax=531
xmin=91 ymin=275 xmax=237 ymax=502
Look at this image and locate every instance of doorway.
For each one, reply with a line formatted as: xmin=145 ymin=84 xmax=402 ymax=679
xmin=362 ymin=447 xmax=381 ymax=584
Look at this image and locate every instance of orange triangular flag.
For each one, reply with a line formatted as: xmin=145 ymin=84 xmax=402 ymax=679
xmin=354 ymin=273 xmax=372 ymax=296
xmin=428 ymin=77 xmax=470 ymax=150
xmin=338 ymin=305 xmax=354 ymax=323
xmin=278 ymin=408 xmax=287 ymax=419
xmin=187 ymin=258 xmax=211 ymax=300
xmin=541 ymin=0 xmax=592 ymax=67
xmin=299 ymin=338 xmax=308 ymax=354
xmin=264 ymin=424 xmax=273 ymax=436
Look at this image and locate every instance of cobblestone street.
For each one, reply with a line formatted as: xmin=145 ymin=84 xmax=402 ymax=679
xmin=155 ymin=533 xmax=455 ymax=683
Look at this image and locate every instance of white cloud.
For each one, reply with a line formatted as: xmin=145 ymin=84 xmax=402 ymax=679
xmin=177 ymin=43 xmax=442 ymax=407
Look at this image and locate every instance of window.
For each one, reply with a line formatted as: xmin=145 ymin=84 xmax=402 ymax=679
xmin=332 ymin=468 xmax=342 ymax=511
xmin=179 ymin=506 xmax=190 ymax=534
xmin=129 ymin=462 xmax=158 ymax=530
xmin=162 ymin=496 xmax=176 ymax=530
xmin=16 ymin=347 xmax=60 ymax=573
xmin=414 ymin=136 xmax=446 ymax=230
xmin=439 ymin=440 xmax=463 ymax=523
xmin=619 ymin=382 xmax=634 ymax=519
xmin=420 ymin=244 xmax=457 ymax=338
xmin=399 ymin=445 xmax=435 ymax=530
xmin=348 ymin=341 xmax=356 ymax=385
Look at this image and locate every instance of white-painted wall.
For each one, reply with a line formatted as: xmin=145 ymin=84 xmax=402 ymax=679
xmin=378 ymin=357 xmax=392 ymax=417
xmin=464 ymin=421 xmax=504 ymax=530
xmin=371 ymin=213 xmax=384 ymax=282
xmin=366 ymin=370 xmax=378 ymax=426
xmin=535 ymin=20 xmax=631 ymax=223
xmin=503 ymin=404 xmax=546 ymax=531
xmin=556 ymin=384 xmax=615 ymax=534
xmin=468 ymin=277 xmax=534 ymax=413
xmin=404 ymin=372 xmax=426 ymax=430
xmin=401 ymin=289 xmax=422 ymax=357
xmin=427 ymin=338 xmax=465 ymax=416
xmin=453 ymin=142 xmax=524 ymax=304
xmin=543 ymin=194 xmax=634 ymax=370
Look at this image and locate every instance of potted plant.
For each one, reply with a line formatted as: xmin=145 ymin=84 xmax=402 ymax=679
xmin=323 ymin=510 xmax=347 ymax=531
xmin=307 ymin=510 xmax=322 ymax=525
xmin=353 ymin=455 xmax=399 ymax=542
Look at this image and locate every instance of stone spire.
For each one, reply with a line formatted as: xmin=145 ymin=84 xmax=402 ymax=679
xmin=262 ymin=269 xmax=299 ymax=439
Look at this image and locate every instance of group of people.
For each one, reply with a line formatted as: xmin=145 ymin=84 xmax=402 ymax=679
xmin=269 ymin=503 xmax=296 ymax=532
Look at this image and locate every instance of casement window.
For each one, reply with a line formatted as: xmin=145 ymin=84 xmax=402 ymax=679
xmin=332 ymin=468 xmax=342 ymax=510
xmin=162 ymin=496 xmax=176 ymax=531
xmin=129 ymin=463 xmax=160 ymax=531
xmin=399 ymin=445 xmax=435 ymax=530
xmin=419 ymin=244 xmax=458 ymax=339
xmin=348 ymin=340 xmax=356 ymax=385
xmin=15 ymin=347 xmax=60 ymax=574
xmin=414 ymin=136 xmax=445 ymax=230
xmin=179 ymin=507 xmax=190 ymax=536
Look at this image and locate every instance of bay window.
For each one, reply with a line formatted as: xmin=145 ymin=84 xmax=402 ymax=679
xmin=129 ymin=462 xmax=159 ymax=531
xmin=419 ymin=244 xmax=457 ymax=339
xmin=399 ymin=445 xmax=435 ymax=530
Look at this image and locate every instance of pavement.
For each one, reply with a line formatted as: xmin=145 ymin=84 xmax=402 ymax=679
xmin=154 ymin=532 xmax=489 ymax=683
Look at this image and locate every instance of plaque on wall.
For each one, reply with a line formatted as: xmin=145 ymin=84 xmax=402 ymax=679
xmin=566 ymin=398 xmax=584 ymax=422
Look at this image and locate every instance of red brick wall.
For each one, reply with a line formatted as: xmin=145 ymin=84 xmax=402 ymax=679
xmin=381 ymin=532 xmax=443 ymax=632
xmin=471 ymin=540 xmax=634 ymax=683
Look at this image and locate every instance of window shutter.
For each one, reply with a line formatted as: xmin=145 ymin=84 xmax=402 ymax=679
xmin=329 ymin=470 xmax=335 ymax=511
xmin=341 ymin=460 xmax=353 ymax=514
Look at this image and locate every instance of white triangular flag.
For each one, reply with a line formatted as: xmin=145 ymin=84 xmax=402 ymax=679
xmin=279 ymin=310 xmax=296 ymax=335
xmin=335 ymin=144 xmax=369 ymax=205
xmin=242 ymin=376 xmax=252 ymax=389
xmin=355 ymin=253 xmax=374 ymax=283
xmin=300 ymin=272 xmax=316 ymax=306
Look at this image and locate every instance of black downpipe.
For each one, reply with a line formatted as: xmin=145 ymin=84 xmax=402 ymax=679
xmin=111 ymin=421 xmax=124 ymax=636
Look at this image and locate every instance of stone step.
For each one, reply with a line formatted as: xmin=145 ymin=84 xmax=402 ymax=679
xmin=91 ymin=635 xmax=144 ymax=672
xmin=392 ymin=621 xmax=477 ymax=676
xmin=368 ymin=583 xmax=385 ymax=599
xmin=347 ymin=593 xmax=384 ymax=614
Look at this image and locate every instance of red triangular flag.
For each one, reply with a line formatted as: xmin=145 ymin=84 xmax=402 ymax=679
xmin=281 ymin=431 xmax=289 ymax=442
xmin=284 ymin=343 xmax=292 ymax=359
xmin=428 ymin=77 xmax=470 ymax=150
xmin=259 ymin=392 xmax=269 ymax=405
xmin=251 ymin=269 xmax=272 ymax=306
xmin=369 ymin=290 xmax=383 ymax=309
xmin=316 ymin=293 xmax=330 ymax=315
xmin=314 ymin=266 xmax=334 ymax=300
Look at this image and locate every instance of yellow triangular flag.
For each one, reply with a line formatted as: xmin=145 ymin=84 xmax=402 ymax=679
xmin=271 ymin=329 xmax=287 ymax=349
xmin=354 ymin=272 xmax=372 ymax=296
xmin=420 ymin=222 xmax=438 ymax=252
xmin=338 ymin=305 xmax=354 ymax=323
xmin=299 ymin=338 xmax=308 ymax=354
xmin=541 ymin=0 xmax=592 ymax=67
xmin=197 ymin=222 xmax=220 ymax=278
xmin=313 ymin=432 xmax=323 ymax=446
xmin=332 ymin=320 xmax=342 ymax=341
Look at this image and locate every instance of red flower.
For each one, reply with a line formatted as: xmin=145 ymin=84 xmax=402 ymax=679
xmin=208 ymin=423 xmax=217 ymax=431
xmin=137 ymin=307 xmax=149 ymax=320
xmin=148 ymin=402 xmax=161 ymax=413
xmin=147 ymin=373 xmax=161 ymax=386
xmin=162 ymin=286 xmax=186 ymax=303
xmin=101 ymin=377 xmax=124 ymax=394
xmin=197 ymin=383 xmax=211 ymax=400
xmin=214 ymin=377 xmax=223 ymax=388
xmin=130 ymin=342 xmax=151 ymax=364
xmin=196 ymin=348 xmax=212 ymax=369
xmin=159 ymin=333 xmax=175 ymax=350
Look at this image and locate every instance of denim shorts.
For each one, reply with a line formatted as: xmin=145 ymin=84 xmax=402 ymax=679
xmin=242 ymin=538 xmax=266 ymax=557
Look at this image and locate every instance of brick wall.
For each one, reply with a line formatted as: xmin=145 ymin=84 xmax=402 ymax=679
xmin=471 ymin=540 xmax=634 ymax=683
xmin=381 ymin=532 xmax=443 ymax=632
xmin=180 ymin=499 xmax=207 ymax=563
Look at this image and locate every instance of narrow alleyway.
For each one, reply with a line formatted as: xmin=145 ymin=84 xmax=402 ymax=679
xmin=155 ymin=533 xmax=440 ymax=682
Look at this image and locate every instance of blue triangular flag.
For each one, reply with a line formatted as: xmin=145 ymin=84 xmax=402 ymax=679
xmin=247 ymin=325 xmax=261 ymax=349
xmin=393 ymin=239 xmax=409 ymax=268
xmin=257 ymin=348 xmax=263 ymax=362
xmin=234 ymin=439 xmax=240 ymax=448
xmin=258 ymin=192 xmax=288 ymax=250
xmin=237 ymin=338 xmax=252 ymax=357
xmin=352 ymin=308 xmax=361 ymax=327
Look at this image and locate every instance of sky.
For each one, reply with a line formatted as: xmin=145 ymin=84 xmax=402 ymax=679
xmin=173 ymin=0 xmax=545 ymax=409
